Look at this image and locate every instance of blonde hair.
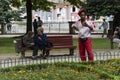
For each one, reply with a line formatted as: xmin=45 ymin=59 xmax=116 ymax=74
xmin=37 ymin=27 xmax=43 ymax=32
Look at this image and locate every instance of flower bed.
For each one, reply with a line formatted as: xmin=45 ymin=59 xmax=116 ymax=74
xmin=0 ymin=58 xmax=120 ymax=80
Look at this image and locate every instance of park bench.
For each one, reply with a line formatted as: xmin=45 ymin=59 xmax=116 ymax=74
xmin=14 ymin=35 xmax=76 ymax=57
xmin=45 ymin=35 xmax=77 ymax=56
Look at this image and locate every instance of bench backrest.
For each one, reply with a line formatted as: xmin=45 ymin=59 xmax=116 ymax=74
xmin=47 ymin=36 xmax=73 ymax=46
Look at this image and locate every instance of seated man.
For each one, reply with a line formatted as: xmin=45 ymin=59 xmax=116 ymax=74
xmin=23 ymin=31 xmax=38 ymax=59
xmin=23 ymin=31 xmax=35 ymax=49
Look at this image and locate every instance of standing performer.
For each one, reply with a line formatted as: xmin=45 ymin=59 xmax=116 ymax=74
xmin=72 ymin=8 xmax=95 ymax=61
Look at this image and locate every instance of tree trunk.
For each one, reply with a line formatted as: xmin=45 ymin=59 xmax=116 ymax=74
xmin=112 ymin=13 xmax=120 ymax=34
xmin=1 ymin=23 xmax=5 ymax=34
xmin=26 ymin=0 xmax=32 ymax=33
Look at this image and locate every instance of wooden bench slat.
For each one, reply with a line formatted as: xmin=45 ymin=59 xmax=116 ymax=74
xmin=46 ymin=46 xmax=76 ymax=49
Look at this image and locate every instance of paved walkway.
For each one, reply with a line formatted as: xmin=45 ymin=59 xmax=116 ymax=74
xmin=0 ymin=33 xmax=107 ymax=38
xmin=0 ymin=49 xmax=119 ymax=59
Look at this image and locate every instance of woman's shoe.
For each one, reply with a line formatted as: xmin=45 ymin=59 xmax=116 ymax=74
xmin=32 ymin=56 xmax=37 ymax=59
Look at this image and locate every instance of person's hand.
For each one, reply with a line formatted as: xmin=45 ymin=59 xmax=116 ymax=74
xmin=82 ymin=21 xmax=93 ymax=31
xmin=81 ymin=21 xmax=87 ymax=26
xmin=39 ymin=37 xmax=42 ymax=40
xmin=82 ymin=21 xmax=90 ymax=27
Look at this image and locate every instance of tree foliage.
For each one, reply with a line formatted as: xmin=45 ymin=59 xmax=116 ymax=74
xmin=85 ymin=0 xmax=120 ymax=17
xmin=65 ymin=0 xmax=84 ymax=7
xmin=0 ymin=0 xmax=19 ymax=23
xmin=10 ymin=0 xmax=55 ymax=11
xmin=67 ymin=0 xmax=120 ymax=17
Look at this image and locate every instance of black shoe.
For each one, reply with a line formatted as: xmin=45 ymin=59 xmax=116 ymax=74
xmin=32 ymin=56 xmax=37 ymax=60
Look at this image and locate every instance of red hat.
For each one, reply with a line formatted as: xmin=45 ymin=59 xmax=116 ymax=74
xmin=78 ymin=8 xmax=85 ymax=15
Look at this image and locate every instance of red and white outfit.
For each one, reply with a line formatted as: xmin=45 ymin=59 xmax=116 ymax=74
xmin=72 ymin=19 xmax=95 ymax=61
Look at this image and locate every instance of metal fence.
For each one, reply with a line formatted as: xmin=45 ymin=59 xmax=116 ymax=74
xmin=3 ymin=21 xmax=105 ymax=34
xmin=0 ymin=51 xmax=120 ymax=68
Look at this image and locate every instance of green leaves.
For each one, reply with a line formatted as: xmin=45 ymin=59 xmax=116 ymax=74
xmin=65 ymin=0 xmax=84 ymax=7
xmin=32 ymin=0 xmax=55 ymax=11
xmin=10 ymin=0 xmax=55 ymax=11
xmin=66 ymin=0 xmax=120 ymax=17
xmin=0 ymin=0 xmax=11 ymax=23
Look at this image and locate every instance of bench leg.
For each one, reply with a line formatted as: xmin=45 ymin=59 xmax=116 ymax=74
xmin=21 ymin=51 xmax=25 ymax=58
xmin=69 ymin=49 xmax=74 ymax=55
xmin=45 ymin=50 xmax=50 ymax=57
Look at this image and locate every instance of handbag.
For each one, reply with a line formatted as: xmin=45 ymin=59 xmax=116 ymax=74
xmin=45 ymin=41 xmax=53 ymax=48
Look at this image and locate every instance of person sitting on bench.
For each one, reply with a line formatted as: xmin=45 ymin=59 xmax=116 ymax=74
xmin=23 ymin=31 xmax=38 ymax=59
xmin=34 ymin=27 xmax=49 ymax=59
xmin=23 ymin=31 xmax=35 ymax=49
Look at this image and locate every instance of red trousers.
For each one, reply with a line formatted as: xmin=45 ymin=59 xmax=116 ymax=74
xmin=78 ymin=38 xmax=94 ymax=61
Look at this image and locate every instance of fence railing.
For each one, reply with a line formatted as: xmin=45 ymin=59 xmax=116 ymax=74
xmin=0 ymin=51 xmax=120 ymax=68
xmin=2 ymin=21 xmax=106 ymax=34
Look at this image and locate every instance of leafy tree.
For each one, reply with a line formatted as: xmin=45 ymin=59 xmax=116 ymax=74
xmin=0 ymin=0 xmax=20 ymax=34
xmin=10 ymin=0 xmax=55 ymax=33
xmin=0 ymin=0 xmax=19 ymax=23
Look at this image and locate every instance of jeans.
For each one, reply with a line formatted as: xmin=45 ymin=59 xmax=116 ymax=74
xmin=32 ymin=44 xmax=46 ymax=56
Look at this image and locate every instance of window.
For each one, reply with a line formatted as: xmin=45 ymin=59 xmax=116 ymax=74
xmin=72 ymin=6 xmax=76 ymax=12
xmin=59 ymin=8 xmax=62 ymax=12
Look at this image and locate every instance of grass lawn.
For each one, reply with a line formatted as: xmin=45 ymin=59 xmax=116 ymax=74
xmin=74 ymin=38 xmax=118 ymax=49
xmin=0 ymin=37 xmax=118 ymax=54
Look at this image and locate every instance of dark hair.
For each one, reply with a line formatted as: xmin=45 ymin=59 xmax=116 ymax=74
xmin=38 ymin=17 xmax=40 ymax=20
xmin=34 ymin=19 xmax=37 ymax=22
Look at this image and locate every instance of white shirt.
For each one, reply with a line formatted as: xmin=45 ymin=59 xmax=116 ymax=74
xmin=72 ymin=19 xmax=95 ymax=38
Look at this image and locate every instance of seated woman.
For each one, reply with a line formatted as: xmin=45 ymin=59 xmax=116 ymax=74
xmin=113 ymin=27 xmax=120 ymax=49
xmin=34 ymin=27 xmax=48 ymax=59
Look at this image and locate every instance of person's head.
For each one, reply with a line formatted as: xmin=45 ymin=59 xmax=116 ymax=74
xmin=37 ymin=27 xmax=44 ymax=35
xmin=27 ymin=31 xmax=34 ymax=38
xmin=34 ymin=19 xmax=37 ymax=22
xmin=78 ymin=8 xmax=86 ymax=21
xmin=38 ymin=17 xmax=40 ymax=20
xmin=103 ymin=19 xmax=105 ymax=21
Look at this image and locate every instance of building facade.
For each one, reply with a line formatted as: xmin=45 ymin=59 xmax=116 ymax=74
xmin=32 ymin=0 xmax=80 ymax=22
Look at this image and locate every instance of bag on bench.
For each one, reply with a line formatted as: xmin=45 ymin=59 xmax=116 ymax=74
xmin=45 ymin=41 xmax=53 ymax=48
